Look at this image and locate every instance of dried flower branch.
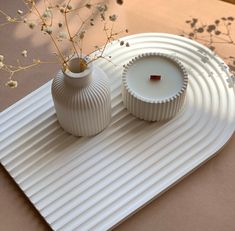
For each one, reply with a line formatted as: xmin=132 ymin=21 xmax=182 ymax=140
xmin=0 ymin=0 xmax=128 ymax=87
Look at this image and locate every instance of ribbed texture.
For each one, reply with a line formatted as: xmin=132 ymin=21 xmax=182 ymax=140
xmin=122 ymin=85 xmax=187 ymax=121
xmin=122 ymin=53 xmax=188 ymax=121
xmin=51 ymin=66 xmax=111 ymax=136
xmin=0 ymin=33 xmax=234 ymax=231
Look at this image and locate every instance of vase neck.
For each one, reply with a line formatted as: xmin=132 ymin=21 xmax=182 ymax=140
xmin=64 ymin=66 xmax=92 ymax=88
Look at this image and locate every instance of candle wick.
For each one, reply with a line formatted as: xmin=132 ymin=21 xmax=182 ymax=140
xmin=150 ymin=75 xmax=161 ymax=81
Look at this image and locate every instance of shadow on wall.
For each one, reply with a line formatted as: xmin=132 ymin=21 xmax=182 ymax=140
xmin=180 ymin=16 xmax=235 ymax=78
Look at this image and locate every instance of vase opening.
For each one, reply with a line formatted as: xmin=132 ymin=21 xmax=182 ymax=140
xmin=67 ymin=57 xmax=88 ymax=73
xmin=63 ymin=57 xmax=92 ymax=86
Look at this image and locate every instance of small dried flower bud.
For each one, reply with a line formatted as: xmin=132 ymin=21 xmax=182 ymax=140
xmin=0 ymin=55 xmax=4 ymax=62
xmin=21 ymin=50 xmax=27 ymax=57
xmin=0 ymin=61 xmax=4 ymax=69
xmin=79 ymin=31 xmax=85 ymax=39
xmin=120 ymin=41 xmax=124 ymax=46
xmin=104 ymin=4 xmax=108 ymax=11
xmin=5 ymin=80 xmax=18 ymax=88
xmin=209 ymin=46 xmax=215 ymax=51
xmin=41 ymin=23 xmax=46 ymax=31
xmin=17 ymin=10 xmax=23 ymax=15
xmin=207 ymin=24 xmax=216 ymax=32
xmin=58 ymin=31 xmax=67 ymax=39
xmin=125 ymin=42 xmax=130 ymax=47
xmin=67 ymin=4 xmax=72 ymax=10
xmin=116 ymin=0 xmax=123 ymax=5
xmin=227 ymin=16 xmax=234 ymax=21
xmin=28 ymin=22 xmax=36 ymax=29
xmin=33 ymin=59 xmax=41 ymax=64
xmin=25 ymin=0 xmax=33 ymax=4
xmin=109 ymin=14 xmax=117 ymax=22
xmin=100 ymin=13 xmax=105 ymax=21
xmin=42 ymin=9 xmax=52 ymax=18
xmin=59 ymin=7 xmax=65 ymax=13
xmin=197 ymin=27 xmax=204 ymax=33
xmin=45 ymin=27 xmax=53 ymax=34
xmin=97 ymin=4 xmax=108 ymax=12
xmin=58 ymin=22 xmax=63 ymax=28
xmin=85 ymin=3 xmax=92 ymax=9
xmin=97 ymin=5 xmax=102 ymax=12
xmin=6 ymin=16 xmax=13 ymax=22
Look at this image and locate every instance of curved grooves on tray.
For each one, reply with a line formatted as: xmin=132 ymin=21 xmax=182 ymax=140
xmin=42 ymin=57 xmax=206 ymax=228
xmin=0 ymin=33 xmax=234 ymax=231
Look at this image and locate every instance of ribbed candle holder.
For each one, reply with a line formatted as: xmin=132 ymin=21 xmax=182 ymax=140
xmin=122 ymin=52 xmax=188 ymax=121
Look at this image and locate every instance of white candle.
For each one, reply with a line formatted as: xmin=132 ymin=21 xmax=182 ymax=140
xmin=122 ymin=53 xmax=188 ymax=121
xmin=126 ymin=55 xmax=185 ymax=100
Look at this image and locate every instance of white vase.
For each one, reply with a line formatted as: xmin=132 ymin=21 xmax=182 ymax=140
xmin=51 ymin=58 xmax=111 ymax=136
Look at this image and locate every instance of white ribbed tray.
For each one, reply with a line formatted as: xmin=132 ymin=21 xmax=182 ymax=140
xmin=0 ymin=33 xmax=234 ymax=231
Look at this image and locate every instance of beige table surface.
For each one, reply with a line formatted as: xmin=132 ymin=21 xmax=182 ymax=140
xmin=0 ymin=0 xmax=235 ymax=230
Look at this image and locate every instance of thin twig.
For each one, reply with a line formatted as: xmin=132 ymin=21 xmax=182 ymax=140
xmin=31 ymin=0 xmax=67 ymax=67
xmin=64 ymin=0 xmax=80 ymax=58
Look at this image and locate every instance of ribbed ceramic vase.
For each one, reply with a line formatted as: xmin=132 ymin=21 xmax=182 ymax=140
xmin=51 ymin=58 xmax=111 ymax=136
